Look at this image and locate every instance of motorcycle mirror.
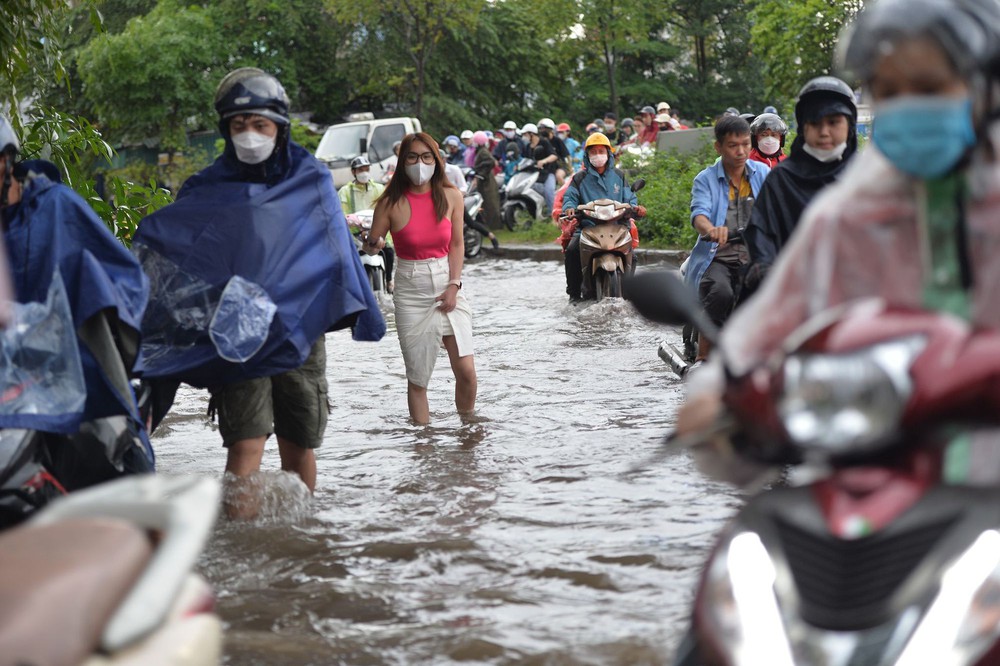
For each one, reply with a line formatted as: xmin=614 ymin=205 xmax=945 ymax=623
xmin=631 ymin=178 xmax=646 ymax=192
xmin=623 ymin=271 xmax=720 ymax=345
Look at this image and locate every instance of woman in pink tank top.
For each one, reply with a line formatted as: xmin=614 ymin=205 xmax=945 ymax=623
xmin=365 ymin=133 xmax=477 ymax=424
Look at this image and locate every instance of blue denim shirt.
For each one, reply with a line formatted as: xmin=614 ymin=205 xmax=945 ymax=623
xmin=685 ymin=159 xmax=770 ymax=289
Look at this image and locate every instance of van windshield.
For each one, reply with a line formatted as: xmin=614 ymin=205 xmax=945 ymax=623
xmin=315 ymin=124 xmax=369 ymax=162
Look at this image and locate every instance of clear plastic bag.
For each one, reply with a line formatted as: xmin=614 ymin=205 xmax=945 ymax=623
xmin=0 ymin=272 xmax=86 ymax=421
xmin=210 ymin=275 xmax=277 ymax=362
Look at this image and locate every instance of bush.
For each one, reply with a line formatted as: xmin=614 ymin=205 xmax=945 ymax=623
xmin=620 ymin=144 xmax=718 ymax=249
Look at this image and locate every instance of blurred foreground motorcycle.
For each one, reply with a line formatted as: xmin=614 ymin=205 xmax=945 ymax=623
xmin=627 ymin=271 xmax=1000 ymax=666
xmin=0 ymin=475 xmax=222 ymax=666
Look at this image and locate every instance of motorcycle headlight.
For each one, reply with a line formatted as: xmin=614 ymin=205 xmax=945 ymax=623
xmin=897 ymin=530 xmax=1000 ymax=665
xmin=701 ymin=532 xmax=795 ymax=666
xmin=592 ymin=204 xmax=619 ymax=221
xmin=777 ymin=335 xmax=926 ymax=455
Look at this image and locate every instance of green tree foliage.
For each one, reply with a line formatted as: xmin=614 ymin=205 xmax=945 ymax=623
xmin=751 ymin=0 xmax=864 ymax=106
xmin=1 ymin=0 xmax=172 ymax=244
xmin=326 ymin=0 xmax=483 ymax=119
xmin=77 ymin=1 xmax=223 ymax=152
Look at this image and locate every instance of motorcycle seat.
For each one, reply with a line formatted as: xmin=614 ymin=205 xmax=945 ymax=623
xmin=0 ymin=517 xmax=153 ymax=666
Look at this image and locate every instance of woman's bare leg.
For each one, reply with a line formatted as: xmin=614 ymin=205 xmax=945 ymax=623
xmin=407 ymin=381 xmax=430 ymax=424
xmin=443 ymin=335 xmax=477 ymax=414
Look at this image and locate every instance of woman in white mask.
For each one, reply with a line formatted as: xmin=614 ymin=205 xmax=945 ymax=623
xmin=365 ymin=133 xmax=477 ymax=424
xmin=742 ymin=76 xmax=859 ymax=294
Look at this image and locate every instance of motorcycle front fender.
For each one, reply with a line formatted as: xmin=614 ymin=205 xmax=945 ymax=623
xmin=596 ymin=254 xmax=622 ymax=274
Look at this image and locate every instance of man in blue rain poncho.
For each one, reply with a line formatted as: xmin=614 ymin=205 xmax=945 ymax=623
xmin=134 ymin=69 xmax=385 ymax=516
xmin=0 ymin=115 xmax=153 ymax=512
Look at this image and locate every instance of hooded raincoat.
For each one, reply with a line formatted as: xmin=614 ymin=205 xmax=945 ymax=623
xmin=562 ymin=149 xmax=637 ymax=214
xmin=134 ymin=140 xmax=385 ymax=388
xmin=2 ymin=166 xmax=149 ymax=434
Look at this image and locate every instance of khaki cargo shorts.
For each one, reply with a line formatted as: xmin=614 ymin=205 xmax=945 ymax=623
xmin=209 ymin=339 xmax=329 ymax=449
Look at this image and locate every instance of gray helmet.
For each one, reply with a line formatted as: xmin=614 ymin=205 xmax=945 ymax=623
xmin=214 ymin=68 xmax=290 ymax=126
xmin=838 ymin=0 xmax=1000 ymax=83
xmin=350 ymin=155 xmax=370 ymax=170
xmin=640 ymin=105 xmax=655 ymax=115
xmin=750 ymin=113 xmax=788 ymax=135
xmin=0 ymin=116 xmax=19 ymax=157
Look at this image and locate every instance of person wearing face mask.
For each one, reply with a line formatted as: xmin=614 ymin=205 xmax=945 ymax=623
xmin=460 ymin=129 xmax=476 ymax=168
xmin=522 ymin=123 xmax=558 ymax=211
xmin=365 ymin=133 xmax=476 ymax=424
xmin=443 ymin=135 xmax=465 ymax=167
xmin=560 ymin=132 xmax=640 ymax=302
xmin=0 ymin=114 xmax=154 ymax=495
xmin=674 ymin=0 xmax=1000 ymax=449
xmin=538 ymin=118 xmax=570 ymax=185
xmin=134 ymin=68 xmax=385 ymax=518
xmin=747 ymin=112 xmax=788 ymax=168
xmin=742 ymin=77 xmax=858 ymax=296
xmin=338 ymin=155 xmax=385 ymax=214
xmin=557 ymin=123 xmax=582 ymax=172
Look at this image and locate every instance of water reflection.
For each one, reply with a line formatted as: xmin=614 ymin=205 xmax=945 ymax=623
xmin=151 ymin=258 xmax=739 ymax=665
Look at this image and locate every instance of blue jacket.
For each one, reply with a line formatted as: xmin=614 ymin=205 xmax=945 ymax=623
xmin=562 ymin=149 xmax=637 ymax=225
xmin=685 ymin=159 xmax=770 ymax=288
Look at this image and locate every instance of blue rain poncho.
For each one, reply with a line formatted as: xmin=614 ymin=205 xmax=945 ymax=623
xmin=134 ymin=141 xmax=385 ymax=387
xmin=1 ymin=166 xmax=150 ymax=434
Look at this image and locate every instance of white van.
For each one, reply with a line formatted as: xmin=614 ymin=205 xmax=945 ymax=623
xmin=315 ymin=113 xmax=422 ymax=188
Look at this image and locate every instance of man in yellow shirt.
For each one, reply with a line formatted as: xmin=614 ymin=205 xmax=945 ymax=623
xmin=338 ymin=156 xmax=384 ymax=214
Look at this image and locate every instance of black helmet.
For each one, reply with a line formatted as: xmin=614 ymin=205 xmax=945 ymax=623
xmin=750 ymin=113 xmax=788 ymax=135
xmin=795 ymin=76 xmax=858 ymax=126
xmin=214 ymin=68 xmax=290 ymax=126
xmin=838 ymin=0 xmax=1000 ymax=84
xmin=739 ymin=112 xmax=756 ymax=124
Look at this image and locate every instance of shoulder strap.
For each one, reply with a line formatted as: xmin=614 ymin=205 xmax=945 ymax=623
xmin=571 ymin=170 xmax=587 ymax=189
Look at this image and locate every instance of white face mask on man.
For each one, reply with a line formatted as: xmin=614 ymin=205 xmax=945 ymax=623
xmin=405 ymin=162 xmax=436 ymax=186
xmin=355 ymin=171 xmax=371 ymax=184
xmin=231 ymin=131 xmax=276 ymax=165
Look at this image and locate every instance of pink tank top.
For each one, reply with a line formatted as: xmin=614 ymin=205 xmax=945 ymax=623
xmin=393 ymin=190 xmax=452 ymax=260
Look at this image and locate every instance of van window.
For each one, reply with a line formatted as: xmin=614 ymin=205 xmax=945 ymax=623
xmin=369 ymin=124 xmax=406 ymax=163
xmin=316 ymin=123 xmax=369 ymax=163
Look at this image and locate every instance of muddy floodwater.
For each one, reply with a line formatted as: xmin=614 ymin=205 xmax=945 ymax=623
xmin=151 ymin=256 xmax=742 ymax=665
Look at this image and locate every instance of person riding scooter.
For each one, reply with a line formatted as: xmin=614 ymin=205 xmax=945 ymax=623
xmin=0 ymin=114 xmax=153 ymax=515
xmin=561 ymin=132 xmax=640 ymax=302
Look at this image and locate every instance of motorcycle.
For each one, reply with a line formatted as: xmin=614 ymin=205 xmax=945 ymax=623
xmin=626 ymin=270 xmax=1000 ymax=666
xmin=460 ymin=168 xmax=486 ymax=259
xmin=568 ymin=181 xmax=645 ymax=302
xmin=501 ymin=158 xmax=548 ymax=231
xmin=463 ymin=187 xmax=485 ymax=259
xmin=346 ymin=210 xmax=390 ymax=294
xmin=0 ymin=474 xmax=222 ymax=666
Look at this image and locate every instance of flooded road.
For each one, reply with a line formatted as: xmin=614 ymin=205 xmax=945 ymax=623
xmin=151 ymin=257 xmax=742 ymax=665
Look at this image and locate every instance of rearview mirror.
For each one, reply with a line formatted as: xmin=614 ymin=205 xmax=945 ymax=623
xmin=631 ymin=178 xmax=646 ymax=193
xmin=359 ymin=137 xmax=368 ymax=156
xmin=623 ymin=271 xmax=719 ymax=345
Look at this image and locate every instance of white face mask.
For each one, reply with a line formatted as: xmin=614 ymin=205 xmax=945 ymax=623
xmin=757 ymin=136 xmax=781 ymax=155
xmin=405 ymin=162 xmax=435 ymax=186
xmin=589 ymin=151 xmax=609 ymax=168
xmin=231 ymin=131 xmax=276 ymax=165
xmin=803 ymin=141 xmax=848 ymax=163
xmin=503 ymin=130 xmax=515 ymax=139
xmin=355 ymin=171 xmax=371 ymax=184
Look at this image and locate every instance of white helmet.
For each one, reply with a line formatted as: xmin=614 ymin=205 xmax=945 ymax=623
xmin=460 ymin=129 xmax=474 ymax=140
xmin=502 ymin=120 xmax=517 ymax=130
xmin=537 ymin=118 xmax=556 ymax=130
xmin=520 ymin=123 xmax=538 ymax=136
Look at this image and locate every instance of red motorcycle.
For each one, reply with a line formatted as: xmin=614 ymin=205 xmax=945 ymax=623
xmin=626 ymin=271 xmax=1000 ymax=666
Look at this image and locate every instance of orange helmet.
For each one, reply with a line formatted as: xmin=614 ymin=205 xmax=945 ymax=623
xmin=556 ymin=122 xmax=571 ymax=132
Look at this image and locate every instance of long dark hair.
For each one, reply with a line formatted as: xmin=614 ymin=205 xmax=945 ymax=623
xmin=378 ymin=132 xmax=455 ymax=221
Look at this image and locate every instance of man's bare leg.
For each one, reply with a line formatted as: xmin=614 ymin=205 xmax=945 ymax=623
xmin=277 ymin=436 xmax=316 ymax=493
xmin=224 ymin=436 xmax=266 ymax=520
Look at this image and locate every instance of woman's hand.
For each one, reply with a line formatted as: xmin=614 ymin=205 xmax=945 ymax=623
xmin=435 ymin=285 xmax=459 ymax=313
